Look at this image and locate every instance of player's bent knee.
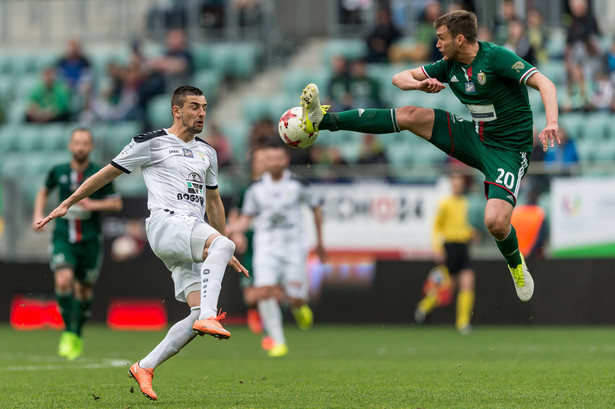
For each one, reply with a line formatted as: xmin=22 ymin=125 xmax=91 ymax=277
xmin=203 ymin=235 xmax=236 ymax=262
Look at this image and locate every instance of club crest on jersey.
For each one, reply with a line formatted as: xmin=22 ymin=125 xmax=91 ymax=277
xmin=182 ymin=148 xmax=193 ymax=158
xmin=511 ymin=61 xmax=525 ymax=73
xmin=464 ymin=82 xmax=476 ymax=93
xmin=477 ymin=72 xmax=486 ymax=85
xmin=186 ymin=173 xmax=203 ymax=195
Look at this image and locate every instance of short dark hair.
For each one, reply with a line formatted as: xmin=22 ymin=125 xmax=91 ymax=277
xmin=70 ymin=127 xmax=93 ymax=142
xmin=434 ymin=10 xmax=478 ymax=43
xmin=171 ymin=85 xmax=204 ymax=108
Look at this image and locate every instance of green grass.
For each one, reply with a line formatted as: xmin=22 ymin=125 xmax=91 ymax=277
xmin=1 ymin=324 xmax=614 ymax=408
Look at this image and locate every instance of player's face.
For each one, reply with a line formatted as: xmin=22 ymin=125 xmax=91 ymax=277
xmin=266 ymin=148 xmax=289 ymax=176
xmin=450 ymin=173 xmax=466 ymax=195
xmin=251 ymin=148 xmax=268 ymax=180
xmin=435 ymin=26 xmax=459 ymax=61
xmin=69 ymin=130 xmax=93 ymax=164
xmin=180 ymin=95 xmax=207 ymax=134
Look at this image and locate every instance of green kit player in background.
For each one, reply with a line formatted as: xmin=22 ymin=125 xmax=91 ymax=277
xmin=298 ymin=10 xmax=559 ymax=302
xmin=33 ymin=128 xmax=122 ymax=360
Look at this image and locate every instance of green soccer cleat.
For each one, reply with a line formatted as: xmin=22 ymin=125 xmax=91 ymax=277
xmin=508 ymin=253 xmax=534 ymax=302
xmin=65 ymin=335 xmax=83 ymax=361
xmin=58 ymin=331 xmax=78 ymax=358
xmin=291 ymin=304 xmax=313 ymax=330
xmin=300 ymin=83 xmax=329 ymax=133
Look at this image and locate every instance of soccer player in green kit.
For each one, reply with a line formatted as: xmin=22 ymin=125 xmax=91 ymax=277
xmin=33 ymin=128 xmax=122 ymax=359
xmin=298 ymin=10 xmax=559 ymax=302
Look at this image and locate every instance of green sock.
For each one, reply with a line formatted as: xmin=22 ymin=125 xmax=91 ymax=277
xmin=73 ymin=297 xmax=92 ymax=337
xmin=495 ymin=225 xmax=523 ymax=267
xmin=56 ymin=293 xmax=75 ymax=333
xmin=319 ymin=109 xmax=401 ymax=133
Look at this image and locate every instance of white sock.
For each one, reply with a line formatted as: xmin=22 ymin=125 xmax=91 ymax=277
xmin=199 ymin=236 xmax=235 ymax=319
xmin=258 ymin=297 xmax=285 ymax=345
xmin=139 ymin=307 xmax=199 ymax=369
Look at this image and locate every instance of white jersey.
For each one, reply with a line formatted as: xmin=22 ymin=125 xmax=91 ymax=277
xmin=242 ymin=169 xmax=321 ymax=251
xmin=111 ymin=129 xmax=218 ymax=220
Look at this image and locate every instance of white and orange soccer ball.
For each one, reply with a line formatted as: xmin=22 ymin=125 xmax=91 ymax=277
xmin=278 ymin=106 xmax=319 ymax=149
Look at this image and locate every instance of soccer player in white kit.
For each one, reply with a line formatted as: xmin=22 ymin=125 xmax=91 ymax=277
xmin=232 ymin=144 xmax=325 ymax=357
xmin=36 ymin=86 xmax=248 ymax=401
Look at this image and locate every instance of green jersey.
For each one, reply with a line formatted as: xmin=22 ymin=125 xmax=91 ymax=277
xmin=44 ymin=162 xmax=117 ymax=243
xmin=422 ymin=41 xmax=537 ymax=152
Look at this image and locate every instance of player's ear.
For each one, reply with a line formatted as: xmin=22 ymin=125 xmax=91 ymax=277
xmin=171 ymin=104 xmax=181 ymax=118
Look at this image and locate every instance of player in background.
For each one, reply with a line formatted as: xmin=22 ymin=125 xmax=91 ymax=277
xmin=227 ymin=145 xmax=280 ymax=339
xmin=36 ymin=86 xmax=248 ymax=401
xmin=415 ymin=171 xmax=477 ymax=334
xmin=32 ymin=128 xmax=122 ymax=360
xmin=297 ymin=10 xmax=560 ymax=303
xmin=230 ymin=143 xmax=326 ymax=357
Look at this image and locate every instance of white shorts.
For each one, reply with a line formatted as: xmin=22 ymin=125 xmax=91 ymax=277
xmin=252 ymin=248 xmax=309 ymax=300
xmin=145 ymin=209 xmax=218 ymax=302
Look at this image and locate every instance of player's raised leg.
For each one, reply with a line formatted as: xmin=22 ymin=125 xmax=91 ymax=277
xmin=192 ymin=234 xmax=236 ymax=338
xmin=299 ymin=83 xmax=435 ymax=139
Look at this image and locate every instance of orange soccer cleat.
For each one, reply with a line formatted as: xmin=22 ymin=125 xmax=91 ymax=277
xmin=192 ymin=310 xmax=231 ymax=339
xmin=129 ymin=362 xmax=157 ymax=401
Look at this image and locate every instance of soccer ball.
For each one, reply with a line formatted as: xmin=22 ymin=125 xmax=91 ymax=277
xmin=278 ymin=106 xmax=319 ymax=149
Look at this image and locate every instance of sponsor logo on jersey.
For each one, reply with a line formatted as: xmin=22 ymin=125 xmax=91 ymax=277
xmin=59 ymin=175 xmax=68 ymax=184
xmin=358 ymin=108 xmax=365 ymax=117
xmin=119 ymin=141 xmax=135 ymax=157
xmin=182 ymin=148 xmax=193 ymax=158
xmin=464 ymin=82 xmax=476 ymax=93
xmin=177 ymin=172 xmax=205 ymax=205
xmin=450 ymin=75 xmax=459 ymax=83
xmin=511 ymin=61 xmax=525 ymax=73
xmin=169 ymin=149 xmax=179 ymax=154
xmin=477 ymin=72 xmax=486 ymax=85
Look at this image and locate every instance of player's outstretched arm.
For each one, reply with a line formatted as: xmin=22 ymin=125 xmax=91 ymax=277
xmin=35 ymin=164 xmax=123 ymax=230
xmin=527 ymin=72 xmax=560 ymax=151
xmin=392 ymin=67 xmax=446 ymax=93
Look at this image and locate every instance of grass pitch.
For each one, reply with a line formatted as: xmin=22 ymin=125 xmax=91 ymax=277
xmin=0 ymin=324 xmax=614 ymax=408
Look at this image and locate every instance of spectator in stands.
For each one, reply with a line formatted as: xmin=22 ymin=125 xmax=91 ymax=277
xmin=389 ymin=1 xmax=442 ymax=63
xmin=327 ymin=56 xmax=352 ymax=111
xmin=83 ymin=41 xmax=148 ymax=122
xmin=493 ymin=0 xmax=518 ymax=45
xmin=308 ymin=145 xmax=349 ymax=183
xmin=348 ymin=59 xmax=382 ymax=109
xmin=25 ymin=67 xmax=72 ymax=123
xmin=56 ymin=38 xmax=92 ymax=93
xmin=477 ymin=25 xmax=494 ymax=42
xmin=137 ymin=29 xmax=194 ymax=119
xmin=588 ymin=70 xmax=614 ymax=112
xmin=207 ymin=123 xmax=233 ymax=168
xmin=564 ymin=0 xmax=603 ymax=110
xmin=543 ymin=127 xmax=579 ymax=175
xmin=364 ymin=8 xmax=401 ymax=63
xmin=504 ymin=19 xmax=536 ymax=66
xmin=527 ymin=9 xmax=549 ymax=65
xmin=357 ymin=133 xmax=388 ymax=165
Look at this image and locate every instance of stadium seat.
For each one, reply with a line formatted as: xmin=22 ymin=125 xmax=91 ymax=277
xmin=193 ymin=69 xmax=222 ymax=102
xmin=16 ymin=125 xmax=44 ymax=152
xmin=537 ymin=61 xmax=566 ymax=86
xmin=545 ymin=29 xmax=566 ymax=59
xmin=227 ymin=43 xmax=263 ymax=79
xmin=527 ymin=88 xmax=544 ymax=114
xmin=146 ymin=94 xmax=173 ymax=130
xmin=579 ymin=112 xmax=610 ymax=141
xmin=0 ymin=124 xmax=20 ymax=153
xmin=192 ymin=43 xmax=214 ymax=71
xmin=322 ymin=39 xmax=367 ymax=65
xmin=282 ymin=68 xmax=331 ymax=95
xmin=558 ymin=113 xmax=585 ymax=140
xmin=219 ymin=120 xmax=250 ymax=163
xmin=243 ymin=96 xmax=273 ymax=123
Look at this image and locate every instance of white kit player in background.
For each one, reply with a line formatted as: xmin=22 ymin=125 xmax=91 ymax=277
xmin=230 ymin=144 xmax=326 ymax=357
xmin=36 ymin=86 xmax=248 ymax=401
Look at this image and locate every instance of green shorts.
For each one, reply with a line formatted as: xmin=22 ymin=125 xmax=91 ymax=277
xmin=430 ymin=109 xmax=530 ymax=206
xmin=50 ymin=237 xmax=102 ymax=285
